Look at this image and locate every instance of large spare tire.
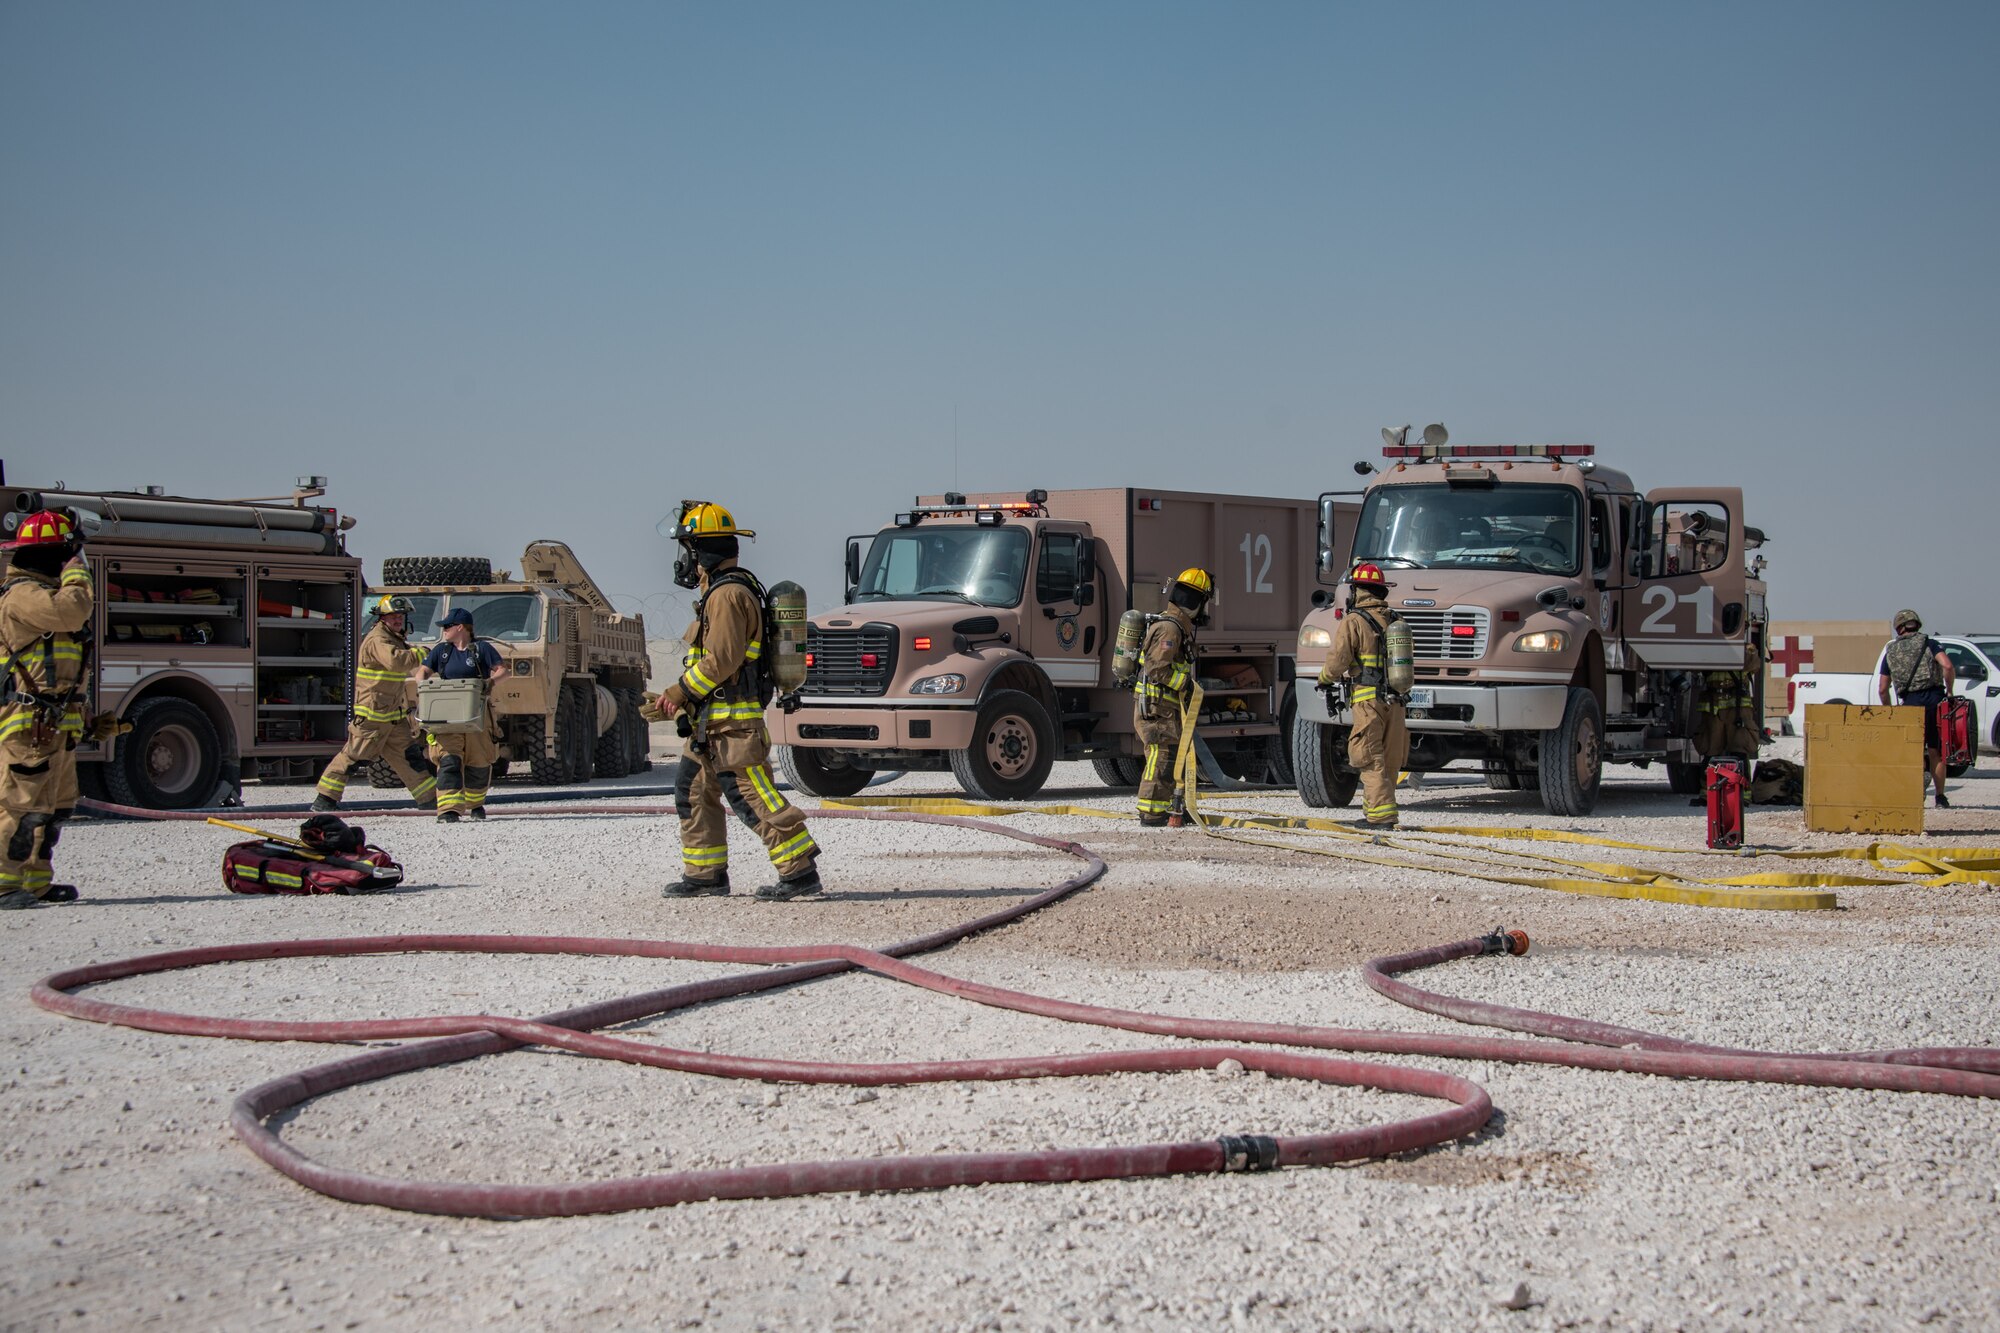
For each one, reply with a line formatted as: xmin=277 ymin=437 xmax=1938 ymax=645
xmin=380 ymin=556 xmax=492 ymax=586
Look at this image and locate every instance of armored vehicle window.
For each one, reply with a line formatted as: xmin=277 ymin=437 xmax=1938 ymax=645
xmin=401 ymin=595 xmax=444 ymax=641
xmin=1036 ymin=533 xmax=1084 ymax=605
xmin=432 ymin=592 xmax=543 ymax=641
xmin=1355 ymin=484 xmax=1582 ymax=576
xmin=854 ymin=527 xmax=1030 ymax=607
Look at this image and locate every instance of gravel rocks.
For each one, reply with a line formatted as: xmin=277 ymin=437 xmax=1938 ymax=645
xmin=3 ymin=755 xmax=1996 ymax=1328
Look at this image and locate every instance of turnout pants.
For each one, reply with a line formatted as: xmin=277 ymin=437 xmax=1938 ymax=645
xmin=318 ymin=716 xmax=437 ymax=808
xmin=0 ymin=737 xmax=78 ymax=898
xmin=1348 ymin=698 xmax=1409 ymax=826
xmin=428 ymin=726 xmax=500 ymax=815
xmin=1134 ymin=710 xmax=1185 ymax=821
xmin=676 ymin=726 xmax=817 ymax=883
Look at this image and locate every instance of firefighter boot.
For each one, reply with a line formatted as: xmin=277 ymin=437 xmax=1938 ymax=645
xmin=41 ymin=885 xmax=78 ymax=903
xmin=437 ymin=809 xmax=461 ymax=824
xmin=311 ymin=795 xmax=341 ymax=813
xmin=663 ymin=872 xmax=730 ymax=898
xmin=0 ymin=889 xmax=37 ymax=910
xmin=756 ymin=866 xmax=823 ymax=902
xmin=466 ymin=806 xmax=487 ymax=821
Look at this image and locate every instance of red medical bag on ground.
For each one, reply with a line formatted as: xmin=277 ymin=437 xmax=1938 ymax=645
xmin=223 ymin=841 xmax=403 ymax=895
xmin=1939 ymin=696 xmax=1973 ymax=769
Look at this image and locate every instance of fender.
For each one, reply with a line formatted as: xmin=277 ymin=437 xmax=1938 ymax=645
xmin=976 ymin=651 xmax=1059 ymax=722
xmin=95 ymin=666 xmax=242 ymax=762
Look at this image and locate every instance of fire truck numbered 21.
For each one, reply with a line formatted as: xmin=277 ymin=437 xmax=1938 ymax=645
xmin=1291 ymin=434 xmax=1768 ymax=817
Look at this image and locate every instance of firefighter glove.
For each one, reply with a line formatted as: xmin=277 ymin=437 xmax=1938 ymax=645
xmin=87 ymin=713 xmax=132 ymax=741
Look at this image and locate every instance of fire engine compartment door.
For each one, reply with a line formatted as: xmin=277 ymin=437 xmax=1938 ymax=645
xmin=1623 ymin=487 xmax=1749 ymax=669
xmin=1027 ymin=522 xmax=1101 ymax=683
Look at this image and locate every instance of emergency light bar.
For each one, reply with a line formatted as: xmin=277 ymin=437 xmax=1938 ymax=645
xmin=1382 ymin=444 xmax=1595 ymax=459
xmin=896 ymin=492 xmax=1049 ymax=526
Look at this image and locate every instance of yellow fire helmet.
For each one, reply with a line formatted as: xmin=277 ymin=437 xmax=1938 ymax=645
xmin=370 ymin=594 xmax=415 ymax=618
xmin=674 ymin=501 xmax=756 ymax=541
xmin=1171 ymin=567 xmax=1214 ymax=598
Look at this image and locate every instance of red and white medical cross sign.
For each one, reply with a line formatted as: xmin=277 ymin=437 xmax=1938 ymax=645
xmin=1770 ymin=635 xmax=1814 ymax=710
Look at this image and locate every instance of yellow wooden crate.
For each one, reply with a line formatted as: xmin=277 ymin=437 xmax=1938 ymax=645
xmin=1803 ymin=703 xmax=1923 ymax=834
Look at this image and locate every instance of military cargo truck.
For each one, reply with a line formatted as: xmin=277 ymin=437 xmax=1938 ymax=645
xmin=373 ymin=542 xmax=651 ymax=783
xmin=771 ymin=488 xmax=1337 ymax=801
xmin=1292 ymin=433 xmax=1768 ymax=816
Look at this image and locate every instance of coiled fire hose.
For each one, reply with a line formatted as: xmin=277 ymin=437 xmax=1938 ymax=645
xmin=36 ymin=798 xmax=2000 ymax=1219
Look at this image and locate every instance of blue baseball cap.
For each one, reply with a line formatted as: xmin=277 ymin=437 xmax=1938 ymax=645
xmin=437 ymin=608 xmax=476 ymax=628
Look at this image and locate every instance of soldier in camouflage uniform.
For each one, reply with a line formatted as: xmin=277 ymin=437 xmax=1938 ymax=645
xmin=1878 ymin=608 xmax=1955 ymax=807
xmin=650 ymin=502 xmax=822 ymax=900
xmin=1132 ymin=568 xmax=1211 ymax=826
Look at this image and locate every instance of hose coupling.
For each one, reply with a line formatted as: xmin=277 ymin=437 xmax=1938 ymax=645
xmin=1217 ymin=1133 xmax=1280 ymax=1173
xmin=1480 ymin=927 xmax=1530 ymax=957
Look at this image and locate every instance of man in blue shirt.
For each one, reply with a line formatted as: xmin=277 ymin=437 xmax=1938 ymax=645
xmin=413 ymin=608 xmax=509 ymax=821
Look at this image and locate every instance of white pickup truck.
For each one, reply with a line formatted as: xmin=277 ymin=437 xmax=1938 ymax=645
xmin=1787 ymin=632 xmax=2000 ymax=772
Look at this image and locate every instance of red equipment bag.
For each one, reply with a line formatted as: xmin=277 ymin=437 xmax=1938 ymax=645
xmin=1705 ymin=757 xmax=1746 ymax=851
xmin=223 ymin=841 xmax=403 ymax=896
xmin=1939 ymin=696 xmax=1973 ymax=769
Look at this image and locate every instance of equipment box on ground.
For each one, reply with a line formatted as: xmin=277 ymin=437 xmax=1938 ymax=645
xmin=1803 ymin=703 xmax=1923 ymax=834
xmin=416 ymin=679 xmax=487 ymax=734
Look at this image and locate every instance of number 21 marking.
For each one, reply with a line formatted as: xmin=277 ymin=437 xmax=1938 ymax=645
xmin=1639 ymin=584 xmax=1714 ymax=633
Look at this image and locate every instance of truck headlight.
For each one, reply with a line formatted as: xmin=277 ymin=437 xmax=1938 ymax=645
xmin=911 ymin=674 xmax=966 ymax=695
xmin=1513 ymin=631 xmax=1567 ymax=653
xmin=511 ymin=660 xmax=533 ymax=676
xmin=1298 ymin=626 xmax=1333 ymax=650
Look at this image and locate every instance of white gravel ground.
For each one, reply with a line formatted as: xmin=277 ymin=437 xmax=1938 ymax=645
xmin=4 ymin=738 xmax=1997 ymax=1331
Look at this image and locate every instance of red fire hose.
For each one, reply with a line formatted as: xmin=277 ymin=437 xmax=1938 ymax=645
xmin=34 ymin=799 xmax=2000 ymax=1218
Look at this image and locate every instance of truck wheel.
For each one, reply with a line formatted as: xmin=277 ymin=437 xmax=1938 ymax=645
xmin=593 ymin=687 xmax=630 ymax=780
xmin=1292 ymin=712 xmax=1358 ymax=809
xmin=561 ymin=681 xmax=595 ymax=784
xmin=1273 ymin=690 xmax=1299 ymax=787
xmin=1482 ymin=759 xmax=1520 ymax=791
xmin=1089 ymin=755 xmax=1144 ymax=787
xmin=778 ymin=744 xmax=872 ymax=798
xmin=364 ymin=759 xmax=404 ymax=789
xmin=524 ymin=713 xmax=565 ymax=785
xmin=620 ymin=689 xmax=651 ymax=772
xmin=102 ymin=697 xmax=223 ymax=810
xmin=1666 ymin=760 xmax=1705 ymax=795
xmin=379 ymin=556 xmax=492 ymax=586
xmin=1538 ymin=687 xmax=1603 ymax=817
xmin=950 ymin=690 xmax=1056 ymax=800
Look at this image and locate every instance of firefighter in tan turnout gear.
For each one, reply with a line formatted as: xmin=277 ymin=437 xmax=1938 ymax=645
xmin=0 ymin=511 xmax=122 ymax=909
xmin=1133 ymin=568 xmax=1212 ymax=826
xmin=1316 ymin=562 xmax=1409 ymax=830
xmin=314 ymin=595 xmax=437 ymax=813
xmin=650 ymin=502 xmax=822 ymax=901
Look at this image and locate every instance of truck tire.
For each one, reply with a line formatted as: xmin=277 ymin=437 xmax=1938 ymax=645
xmin=777 ymin=744 xmax=873 ymax=798
xmin=1292 ymin=712 xmax=1358 ymax=809
xmin=1089 ymin=755 xmax=1144 ymax=787
xmin=1273 ymin=690 xmax=1298 ymax=787
xmin=1482 ymin=758 xmax=1521 ymax=791
xmin=1538 ymin=687 xmax=1603 ymax=817
xmin=102 ymin=696 xmax=223 ymax=810
xmin=524 ymin=713 xmax=565 ymax=785
xmin=1666 ymin=760 xmax=1705 ymax=795
xmin=950 ymin=690 xmax=1056 ymax=800
xmin=379 ymin=556 xmax=492 ymax=587
xmin=561 ymin=680 xmax=595 ymax=784
xmin=619 ymin=689 xmax=650 ymax=773
xmin=594 ymin=686 xmax=630 ymax=779
xmin=365 ymin=759 xmax=405 ymax=789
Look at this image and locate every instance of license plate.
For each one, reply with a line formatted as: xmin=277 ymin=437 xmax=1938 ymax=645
xmin=1406 ymin=687 xmax=1435 ymax=709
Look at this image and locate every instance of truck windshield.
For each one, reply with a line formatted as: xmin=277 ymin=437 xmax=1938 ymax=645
xmin=854 ymin=527 xmax=1031 ymax=606
xmin=1354 ymin=483 xmax=1583 ymax=576
xmin=405 ymin=592 xmax=543 ymax=642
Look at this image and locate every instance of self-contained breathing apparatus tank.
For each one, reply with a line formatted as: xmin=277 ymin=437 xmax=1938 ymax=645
xmin=766 ymin=580 xmax=809 ymax=695
xmin=1111 ymin=608 xmax=1151 ymax=686
xmin=1383 ymin=616 xmax=1415 ymax=696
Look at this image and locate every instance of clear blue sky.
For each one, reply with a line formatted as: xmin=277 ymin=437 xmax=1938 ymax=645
xmin=3 ymin=1 xmax=1994 ymax=633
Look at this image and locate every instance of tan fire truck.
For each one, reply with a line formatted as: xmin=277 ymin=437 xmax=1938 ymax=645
xmin=373 ymin=542 xmax=652 ymax=784
xmin=0 ymin=476 xmax=363 ymax=809
xmin=1291 ymin=434 xmax=1768 ymax=816
xmin=771 ymin=488 xmax=1335 ymax=800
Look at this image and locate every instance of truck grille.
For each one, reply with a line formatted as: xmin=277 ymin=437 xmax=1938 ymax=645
xmin=804 ymin=624 xmax=897 ymax=697
xmin=1399 ymin=608 xmax=1490 ymax=660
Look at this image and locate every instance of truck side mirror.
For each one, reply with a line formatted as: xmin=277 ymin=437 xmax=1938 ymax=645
xmin=1311 ymin=589 xmax=1332 ymax=609
xmin=1076 ymin=541 xmax=1096 ymax=585
xmin=843 ymin=539 xmax=861 ymax=601
xmin=1073 ymin=583 xmax=1094 ymax=607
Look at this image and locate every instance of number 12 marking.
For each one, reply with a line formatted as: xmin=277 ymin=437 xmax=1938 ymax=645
xmin=1239 ymin=533 xmax=1273 ymax=594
